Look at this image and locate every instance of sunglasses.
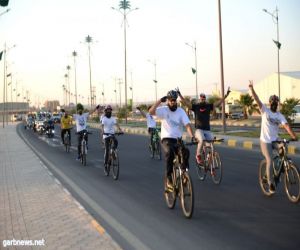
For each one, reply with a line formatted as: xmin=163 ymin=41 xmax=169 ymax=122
xmin=169 ymin=99 xmax=177 ymax=102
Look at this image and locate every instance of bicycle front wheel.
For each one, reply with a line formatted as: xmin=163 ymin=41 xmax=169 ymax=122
xmin=196 ymin=161 xmax=207 ymax=181
xmin=284 ymin=162 xmax=300 ymax=203
xmin=81 ymin=144 xmax=86 ymax=166
xmin=155 ymin=141 xmax=162 ymax=160
xmin=164 ymin=175 xmax=176 ymax=209
xmin=211 ymin=152 xmax=222 ymax=185
xmin=112 ymin=151 xmax=119 ymax=180
xmin=180 ymin=172 xmax=194 ymax=219
xmin=258 ymin=160 xmax=273 ymax=197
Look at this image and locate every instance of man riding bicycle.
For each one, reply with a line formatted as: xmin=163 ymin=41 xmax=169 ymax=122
xmin=137 ymin=106 xmax=157 ymax=149
xmin=177 ymin=87 xmax=230 ymax=165
xmin=149 ymin=90 xmax=194 ymax=189
xmin=249 ymin=80 xmax=298 ymax=193
xmin=73 ymin=105 xmax=99 ymax=160
xmin=60 ymin=109 xmax=73 ymax=145
xmin=101 ymin=105 xmax=122 ymax=169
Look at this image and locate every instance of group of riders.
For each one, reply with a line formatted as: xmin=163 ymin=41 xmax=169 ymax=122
xmin=29 ymin=81 xmax=298 ymax=194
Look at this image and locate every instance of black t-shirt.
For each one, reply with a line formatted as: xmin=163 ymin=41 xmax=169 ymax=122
xmin=192 ymin=103 xmax=214 ymax=130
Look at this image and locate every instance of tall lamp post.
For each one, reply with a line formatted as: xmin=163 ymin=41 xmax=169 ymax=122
xmin=66 ymin=65 xmax=71 ymax=106
xmin=147 ymin=59 xmax=157 ymax=102
xmin=263 ymin=7 xmax=281 ymax=101
xmin=112 ymin=0 xmax=138 ymax=123
xmin=72 ymin=50 xmax=78 ymax=107
xmin=217 ymin=0 xmax=226 ymax=133
xmin=85 ymin=35 xmax=93 ymax=109
xmin=185 ymin=41 xmax=198 ymax=99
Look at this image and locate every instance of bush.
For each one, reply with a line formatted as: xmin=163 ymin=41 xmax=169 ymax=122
xmin=281 ymin=98 xmax=300 ymax=125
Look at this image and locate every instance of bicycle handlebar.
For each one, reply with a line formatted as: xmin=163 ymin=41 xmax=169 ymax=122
xmin=103 ymin=132 xmax=124 ymax=136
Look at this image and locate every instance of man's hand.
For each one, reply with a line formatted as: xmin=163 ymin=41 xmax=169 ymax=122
xmin=249 ymin=80 xmax=254 ymax=89
xmin=160 ymin=96 xmax=167 ymax=102
xmin=96 ymin=105 xmax=100 ymax=110
xmin=225 ymin=87 xmax=231 ymax=97
xmin=191 ymin=136 xmax=197 ymax=143
xmin=136 ymin=106 xmax=141 ymax=110
xmin=175 ymin=87 xmax=181 ymax=96
xmin=291 ymin=137 xmax=298 ymax=141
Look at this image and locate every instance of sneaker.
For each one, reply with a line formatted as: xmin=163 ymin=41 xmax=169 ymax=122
xmin=196 ymin=155 xmax=204 ymax=165
xmin=269 ymin=183 xmax=275 ymax=194
xmin=76 ymin=155 xmax=81 ymax=161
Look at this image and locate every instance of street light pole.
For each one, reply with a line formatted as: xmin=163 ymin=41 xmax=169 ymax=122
xmin=66 ymin=65 xmax=71 ymax=106
xmin=263 ymin=7 xmax=281 ymax=101
xmin=72 ymin=51 xmax=78 ymax=107
xmin=217 ymin=0 xmax=226 ymax=133
xmin=185 ymin=41 xmax=198 ymax=98
xmin=85 ymin=35 xmax=93 ymax=109
xmin=112 ymin=1 xmax=138 ymax=123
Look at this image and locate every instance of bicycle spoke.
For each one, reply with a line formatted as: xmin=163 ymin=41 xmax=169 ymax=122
xmin=284 ymin=163 xmax=300 ymax=203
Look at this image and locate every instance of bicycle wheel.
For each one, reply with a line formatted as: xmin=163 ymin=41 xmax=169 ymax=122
xmin=65 ymin=136 xmax=70 ymax=153
xmin=211 ymin=152 xmax=222 ymax=185
xmin=284 ymin=162 xmax=300 ymax=203
xmin=164 ymin=174 xmax=176 ymax=209
xmin=155 ymin=141 xmax=162 ymax=160
xmin=112 ymin=150 xmax=119 ymax=180
xmin=196 ymin=160 xmax=207 ymax=181
xmin=258 ymin=160 xmax=273 ymax=197
xmin=104 ymin=162 xmax=110 ymax=176
xmin=81 ymin=144 xmax=86 ymax=166
xmin=180 ymin=172 xmax=194 ymax=218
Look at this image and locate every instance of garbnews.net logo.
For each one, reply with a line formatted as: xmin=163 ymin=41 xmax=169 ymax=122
xmin=2 ymin=239 xmax=45 ymax=247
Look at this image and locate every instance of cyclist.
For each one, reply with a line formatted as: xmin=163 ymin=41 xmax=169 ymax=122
xmin=137 ymin=106 xmax=157 ymax=150
xmin=101 ymin=105 xmax=122 ymax=169
xmin=149 ymin=90 xmax=194 ymax=189
xmin=177 ymin=87 xmax=230 ymax=165
xmin=73 ymin=105 xmax=99 ymax=160
xmin=249 ymin=80 xmax=298 ymax=193
xmin=60 ymin=109 xmax=73 ymax=145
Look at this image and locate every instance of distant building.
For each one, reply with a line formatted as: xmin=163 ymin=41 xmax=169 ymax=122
xmin=44 ymin=100 xmax=60 ymax=111
xmin=254 ymin=72 xmax=300 ymax=104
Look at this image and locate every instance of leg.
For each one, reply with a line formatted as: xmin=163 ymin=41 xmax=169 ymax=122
xmin=260 ymin=141 xmax=274 ymax=187
xmin=77 ymin=133 xmax=83 ymax=157
xmin=61 ymin=129 xmax=65 ymax=143
xmin=161 ymin=138 xmax=176 ymax=177
xmin=67 ymin=129 xmax=71 ymax=145
xmin=195 ymin=129 xmax=205 ymax=163
xmin=104 ymin=137 xmax=110 ymax=164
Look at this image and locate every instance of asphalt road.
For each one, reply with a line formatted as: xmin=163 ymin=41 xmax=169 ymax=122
xmin=18 ymin=124 xmax=300 ymax=250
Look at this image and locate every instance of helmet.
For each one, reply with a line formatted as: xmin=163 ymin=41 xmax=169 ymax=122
xmin=104 ymin=105 xmax=112 ymax=111
xmin=269 ymin=95 xmax=279 ymax=103
xmin=167 ymin=90 xmax=178 ymax=100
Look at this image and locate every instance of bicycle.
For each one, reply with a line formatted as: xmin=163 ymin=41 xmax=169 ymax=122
xmin=164 ymin=138 xmax=194 ymax=219
xmin=149 ymin=127 xmax=162 ymax=160
xmin=259 ymin=139 xmax=300 ymax=203
xmin=63 ymin=129 xmax=72 ymax=153
xmin=103 ymin=132 xmax=124 ymax=180
xmin=195 ymin=138 xmax=224 ymax=184
xmin=78 ymin=130 xmax=92 ymax=166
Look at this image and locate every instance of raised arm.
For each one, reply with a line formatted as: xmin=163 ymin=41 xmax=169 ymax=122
xmin=136 ymin=107 xmax=146 ymax=118
xmin=214 ymin=87 xmax=231 ymax=108
xmin=176 ymin=88 xmax=192 ymax=110
xmin=249 ymin=80 xmax=263 ymax=110
xmin=149 ymin=96 xmax=166 ymax=115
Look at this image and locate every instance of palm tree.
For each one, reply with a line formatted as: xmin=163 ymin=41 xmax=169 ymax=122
xmin=208 ymin=95 xmax=221 ymax=119
xmin=238 ymin=94 xmax=259 ymax=119
xmin=281 ymin=98 xmax=300 ymax=125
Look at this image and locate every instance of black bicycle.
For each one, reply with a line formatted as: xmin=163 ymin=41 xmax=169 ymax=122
xmin=149 ymin=127 xmax=162 ymax=160
xmin=259 ymin=139 xmax=300 ymax=203
xmin=103 ymin=132 xmax=124 ymax=180
xmin=195 ymin=138 xmax=224 ymax=184
xmin=164 ymin=138 xmax=194 ymax=218
xmin=78 ymin=130 xmax=92 ymax=166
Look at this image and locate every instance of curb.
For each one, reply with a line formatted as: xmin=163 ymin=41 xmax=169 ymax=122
xmin=88 ymin=123 xmax=299 ymax=156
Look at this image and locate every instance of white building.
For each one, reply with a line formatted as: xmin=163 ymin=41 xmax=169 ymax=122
xmin=254 ymin=71 xmax=300 ymax=104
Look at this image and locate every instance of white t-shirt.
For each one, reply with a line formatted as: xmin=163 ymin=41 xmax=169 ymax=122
xmin=260 ymin=104 xmax=287 ymax=143
xmin=155 ymin=106 xmax=190 ymax=139
xmin=101 ymin=116 xmax=117 ymax=139
xmin=73 ymin=113 xmax=89 ymax=132
xmin=146 ymin=113 xmax=156 ymax=128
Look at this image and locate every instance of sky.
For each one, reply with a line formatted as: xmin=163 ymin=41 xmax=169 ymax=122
xmin=1 ymin=0 xmax=300 ymax=108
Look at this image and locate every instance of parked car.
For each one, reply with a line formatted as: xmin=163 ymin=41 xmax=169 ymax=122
xmin=292 ymin=105 xmax=300 ymax=127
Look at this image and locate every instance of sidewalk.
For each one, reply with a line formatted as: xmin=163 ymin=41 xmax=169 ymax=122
xmin=0 ymin=124 xmax=121 ymax=250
